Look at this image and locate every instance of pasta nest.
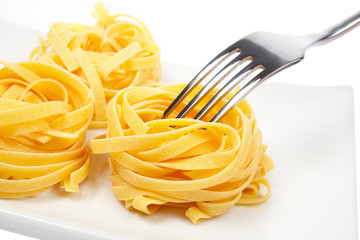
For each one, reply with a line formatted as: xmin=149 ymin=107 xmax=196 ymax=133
xmin=0 ymin=61 xmax=94 ymax=198
xmin=91 ymin=84 xmax=273 ymax=224
xmin=29 ymin=2 xmax=161 ymax=128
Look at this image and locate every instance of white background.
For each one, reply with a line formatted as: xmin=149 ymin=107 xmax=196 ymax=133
xmin=0 ymin=0 xmax=359 ymax=239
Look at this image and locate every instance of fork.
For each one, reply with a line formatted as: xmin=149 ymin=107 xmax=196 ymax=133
xmin=162 ymin=11 xmax=360 ymax=122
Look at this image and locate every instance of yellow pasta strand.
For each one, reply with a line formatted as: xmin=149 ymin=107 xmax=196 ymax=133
xmin=30 ymin=2 xmax=161 ymax=128
xmin=0 ymin=61 xmax=94 ymax=198
xmin=91 ymin=84 xmax=273 ymax=224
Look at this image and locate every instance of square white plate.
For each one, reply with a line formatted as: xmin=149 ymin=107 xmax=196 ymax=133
xmin=0 ymin=20 xmax=357 ymax=240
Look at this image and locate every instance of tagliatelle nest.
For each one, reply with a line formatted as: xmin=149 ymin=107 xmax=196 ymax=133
xmin=91 ymin=84 xmax=273 ymax=224
xmin=29 ymin=2 xmax=161 ymax=128
xmin=0 ymin=61 xmax=94 ymax=198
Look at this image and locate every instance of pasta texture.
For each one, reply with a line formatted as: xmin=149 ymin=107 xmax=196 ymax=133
xmin=0 ymin=61 xmax=94 ymax=198
xmin=29 ymin=2 xmax=161 ymax=128
xmin=90 ymin=84 xmax=273 ymax=224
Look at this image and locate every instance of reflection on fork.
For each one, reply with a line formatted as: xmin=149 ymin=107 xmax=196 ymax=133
xmin=162 ymin=11 xmax=360 ymax=122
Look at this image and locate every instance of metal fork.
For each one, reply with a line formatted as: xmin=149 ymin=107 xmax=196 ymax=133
xmin=162 ymin=11 xmax=360 ymax=122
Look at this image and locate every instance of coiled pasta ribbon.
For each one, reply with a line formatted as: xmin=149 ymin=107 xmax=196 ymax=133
xmin=29 ymin=2 xmax=161 ymax=128
xmin=91 ymin=84 xmax=273 ymax=224
xmin=0 ymin=61 xmax=94 ymax=198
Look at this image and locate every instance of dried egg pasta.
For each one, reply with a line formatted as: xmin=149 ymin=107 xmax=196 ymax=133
xmin=0 ymin=61 xmax=94 ymax=198
xmin=30 ymin=2 xmax=161 ymax=128
xmin=91 ymin=84 xmax=273 ymax=224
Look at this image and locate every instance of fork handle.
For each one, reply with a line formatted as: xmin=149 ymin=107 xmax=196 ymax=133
xmin=309 ymin=11 xmax=360 ymax=46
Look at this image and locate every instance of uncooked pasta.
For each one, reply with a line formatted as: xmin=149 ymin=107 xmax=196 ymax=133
xmin=29 ymin=2 xmax=161 ymax=128
xmin=0 ymin=61 xmax=93 ymax=198
xmin=91 ymin=84 xmax=273 ymax=223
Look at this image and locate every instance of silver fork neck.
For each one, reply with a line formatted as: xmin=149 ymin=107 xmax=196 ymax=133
xmin=306 ymin=11 xmax=360 ymax=47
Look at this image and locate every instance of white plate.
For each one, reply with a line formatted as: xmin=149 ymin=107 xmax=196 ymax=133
xmin=0 ymin=20 xmax=357 ymax=240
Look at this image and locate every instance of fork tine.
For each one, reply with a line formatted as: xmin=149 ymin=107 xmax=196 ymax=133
xmin=162 ymin=48 xmax=240 ymax=119
xmin=210 ymin=69 xmax=267 ymax=122
xmin=176 ymin=54 xmax=251 ymax=118
xmin=193 ymin=62 xmax=259 ymax=120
